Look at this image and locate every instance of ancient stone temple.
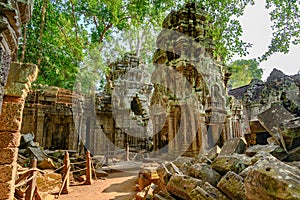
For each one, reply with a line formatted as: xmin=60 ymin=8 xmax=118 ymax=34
xmin=95 ymin=53 xmax=153 ymax=152
xmin=229 ymin=68 xmax=300 ymax=146
xmin=21 ymin=86 xmax=83 ymax=150
xmin=0 ymin=1 xmax=37 ymax=199
xmin=150 ymin=3 xmax=230 ymax=157
xmin=22 ymin=54 xmax=153 ymax=155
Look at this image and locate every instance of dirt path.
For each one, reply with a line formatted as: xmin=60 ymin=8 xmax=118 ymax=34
xmin=55 ymin=171 xmax=138 ymax=200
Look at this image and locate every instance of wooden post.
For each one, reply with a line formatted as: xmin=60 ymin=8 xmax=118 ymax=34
xmin=84 ymin=150 xmax=93 ymax=185
xmin=61 ymin=151 xmax=70 ymax=194
xmin=25 ymin=156 xmax=37 ymax=200
xmin=125 ymin=143 xmax=129 ymax=161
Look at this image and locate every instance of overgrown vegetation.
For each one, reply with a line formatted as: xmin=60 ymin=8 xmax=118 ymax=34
xmin=18 ymin=0 xmax=300 ymax=90
xmin=228 ymin=59 xmax=263 ymax=88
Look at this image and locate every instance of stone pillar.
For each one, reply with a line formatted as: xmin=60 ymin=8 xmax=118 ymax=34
xmin=189 ymin=106 xmax=198 ymax=156
xmin=35 ymin=110 xmax=45 ymax=146
xmin=167 ymin=109 xmax=174 ymax=156
xmin=0 ymin=62 xmax=37 ymax=200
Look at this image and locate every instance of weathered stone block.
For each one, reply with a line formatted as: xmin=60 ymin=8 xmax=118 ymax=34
xmin=207 ymin=145 xmax=221 ymax=160
xmin=0 ymin=100 xmax=23 ymax=132
xmin=0 ymin=164 xmax=16 ymax=183
xmin=245 ymin=144 xmax=287 ymax=160
xmin=249 ymin=151 xmax=278 ymax=166
xmin=0 ymin=132 xmax=20 ymax=148
xmin=245 ymin=158 xmax=300 ymax=200
xmin=167 ymin=175 xmax=229 ymax=200
xmin=185 ymin=163 xmax=221 ymax=187
xmin=6 ymin=62 xmax=38 ymax=84
xmin=157 ymin=162 xmax=182 ymax=187
xmin=0 ymin=147 xmax=17 ymax=164
xmin=217 ymin=171 xmax=246 ymax=200
xmin=0 ymin=182 xmax=14 ymax=200
xmin=4 ymin=82 xmax=29 ymax=98
xmin=211 ymin=155 xmax=246 ymax=175
xmin=279 ymin=117 xmax=300 ymax=151
xmin=219 ymin=138 xmax=246 ymax=155
xmin=239 ymin=166 xmax=253 ymax=178
xmin=138 ymin=166 xmax=159 ymax=191
xmin=154 ymin=191 xmax=176 ymax=200
xmin=231 ymin=153 xmax=252 ymax=166
xmin=173 ymin=156 xmax=194 ymax=168
xmin=286 ymin=146 xmax=300 ymax=162
xmin=258 ymin=105 xmax=294 ymax=143
xmin=193 ymin=154 xmax=211 ymax=164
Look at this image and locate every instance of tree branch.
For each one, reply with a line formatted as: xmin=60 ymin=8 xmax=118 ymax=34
xmin=69 ymin=0 xmax=79 ymax=41
xmin=37 ymin=0 xmax=48 ymax=68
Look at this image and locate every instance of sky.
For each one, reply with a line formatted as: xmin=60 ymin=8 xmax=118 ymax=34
xmin=233 ymin=0 xmax=300 ymax=80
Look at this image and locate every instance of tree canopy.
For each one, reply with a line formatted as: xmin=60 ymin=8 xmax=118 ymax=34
xmin=228 ymin=59 xmax=263 ymax=88
xmin=19 ymin=0 xmax=300 ymax=90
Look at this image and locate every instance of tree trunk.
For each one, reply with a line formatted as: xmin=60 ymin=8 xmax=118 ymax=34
xmin=37 ymin=0 xmax=48 ymax=68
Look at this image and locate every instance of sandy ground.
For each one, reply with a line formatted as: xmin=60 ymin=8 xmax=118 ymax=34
xmin=54 ymin=171 xmax=139 ymax=200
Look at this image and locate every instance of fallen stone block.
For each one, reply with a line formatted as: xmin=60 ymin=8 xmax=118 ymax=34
xmin=285 ymin=161 xmax=300 ymax=170
xmin=231 ymin=153 xmax=252 ymax=166
xmin=217 ymin=171 xmax=246 ymax=200
xmin=239 ymin=166 xmax=253 ymax=179
xmin=153 ymin=191 xmax=176 ymax=200
xmin=249 ymin=151 xmax=280 ymax=166
xmin=279 ymin=117 xmax=300 ymax=151
xmin=219 ymin=138 xmax=246 ymax=155
xmin=136 ymin=185 xmax=150 ymax=200
xmin=258 ymin=104 xmax=294 ymax=144
xmin=245 ymin=144 xmax=287 ymax=160
xmin=185 ymin=163 xmax=221 ymax=187
xmin=138 ymin=165 xmax=159 ymax=191
xmin=37 ymin=158 xmax=55 ymax=169
xmin=206 ymin=145 xmax=221 ymax=161
xmin=156 ymin=162 xmax=182 ymax=191
xmin=193 ymin=154 xmax=211 ymax=164
xmin=173 ymin=156 xmax=194 ymax=168
xmin=211 ymin=155 xmax=246 ymax=175
xmin=245 ymin=157 xmax=300 ymax=199
xmin=286 ymin=146 xmax=300 ymax=161
xmin=167 ymin=174 xmax=229 ymax=200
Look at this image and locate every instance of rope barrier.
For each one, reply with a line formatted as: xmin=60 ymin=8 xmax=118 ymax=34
xmin=17 ymin=168 xmax=45 ymax=175
xmin=53 ymin=164 xmax=65 ymax=173
xmin=70 ymin=161 xmax=86 ymax=165
xmin=70 ymin=167 xmax=87 ymax=173
xmin=15 ymin=174 xmax=36 ymax=188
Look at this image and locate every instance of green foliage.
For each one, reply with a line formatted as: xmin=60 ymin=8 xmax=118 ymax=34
xmin=77 ymin=45 xmax=109 ymax=94
xmin=228 ymin=59 xmax=263 ymax=88
xmin=19 ymin=0 xmax=300 ymax=90
xmin=261 ymin=0 xmax=300 ymax=60
xmin=20 ymin=0 xmax=86 ymax=89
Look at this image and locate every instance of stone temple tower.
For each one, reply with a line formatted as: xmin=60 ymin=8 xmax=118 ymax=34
xmin=150 ymin=3 xmax=228 ymax=157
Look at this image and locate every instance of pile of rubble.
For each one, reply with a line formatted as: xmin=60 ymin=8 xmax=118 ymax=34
xmin=136 ymin=135 xmax=300 ymax=199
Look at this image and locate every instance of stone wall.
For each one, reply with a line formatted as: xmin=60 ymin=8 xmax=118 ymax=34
xmin=0 ymin=63 xmax=37 ymax=199
xmin=0 ymin=1 xmax=35 ymax=199
xmin=0 ymin=0 xmax=33 ymax=114
xmin=21 ymin=86 xmax=83 ymax=151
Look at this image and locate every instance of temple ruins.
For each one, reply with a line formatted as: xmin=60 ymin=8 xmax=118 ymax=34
xmin=0 ymin=1 xmax=299 ymax=200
